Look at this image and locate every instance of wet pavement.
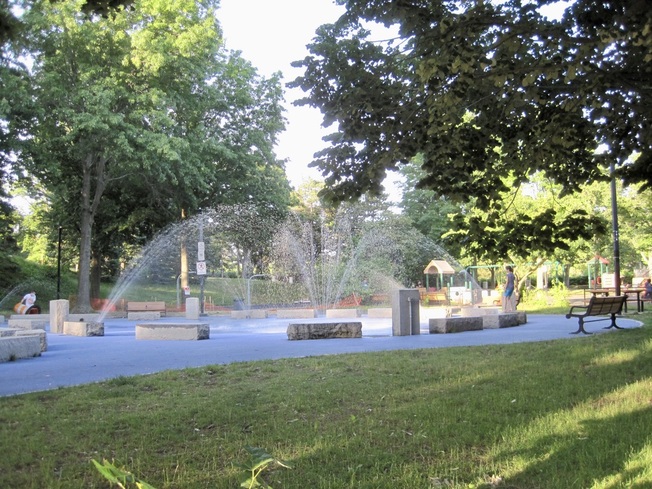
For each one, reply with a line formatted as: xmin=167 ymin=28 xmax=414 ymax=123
xmin=0 ymin=313 xmax=642 ymax=397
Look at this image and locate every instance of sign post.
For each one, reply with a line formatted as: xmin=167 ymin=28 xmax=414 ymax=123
xmin=197 ymin=242 xmax=206 ymax=315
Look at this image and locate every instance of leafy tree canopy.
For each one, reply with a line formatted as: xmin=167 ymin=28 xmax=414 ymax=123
xmin=291 ymin=0 xmax=651 ymax=256
xmin=2 ymin=0 xmax=289 ymax=310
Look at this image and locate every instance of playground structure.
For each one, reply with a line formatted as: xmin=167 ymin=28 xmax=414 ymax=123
xmin=420 ymin=259 xmax=483 ymax=307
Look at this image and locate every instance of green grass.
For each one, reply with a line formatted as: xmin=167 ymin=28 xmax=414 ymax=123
xmin=2 ymin=316 xmax=652 ymax=488
xmin=100 ymin=276 xmax=310 ymax=309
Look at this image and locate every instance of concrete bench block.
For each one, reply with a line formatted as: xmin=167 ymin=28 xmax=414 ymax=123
xmin=128 ymin=311 xmax=161 ymax=320
xmin=287 ymin=322 xmax=362 ymax=340
xmin=63 ymin=321 xmax=105 ymax=337
xmin=10 ymin=314 xmax=49 ymax=320
xmin=0 ymin=328 xmax=19 ymax=337
xmin=15 ymin=329 xmax=47 ymax=352
xmin=230 ymin=309 xmax=269 ymax=319
xmin=8 ymin=319 xmax=47 ymax=330
xmin=0 ymin=336 xmax=41 ymax=362
xmin=482 ymin=312 xmax=524 ymax=329
xmin=50 ymin=299 xmax=69 ymax=333
xmin=429 ymin=316 xmax=483 ymax=334
xmin=460 ymin=307 xmax=500 ymax=317
xmin=325 ymin=308 xmax=361 ymax=318
xmin=135 ymin=322 xmax=209 ymax=340
xmin=276 ymin=309 xmax=317 ymax=319
xmin=185 ymin=297 xmax=200 ymax=319
xmin=366 ymin=308 xmax=392 ymax=318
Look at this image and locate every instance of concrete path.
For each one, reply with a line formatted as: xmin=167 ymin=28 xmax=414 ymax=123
xmin=0 ymin=314 xmax=642 ymax=397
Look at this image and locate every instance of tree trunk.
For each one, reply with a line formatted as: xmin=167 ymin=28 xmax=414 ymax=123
xmin=90 ymin=248 xmax=102 ymax=302
xmin=514 ymin=258 xmax=546 ymax=297
xmin=77 ymin=205 xmax=93 ymax=312
xmin=75 ymin=153 xmax=108 ymax=313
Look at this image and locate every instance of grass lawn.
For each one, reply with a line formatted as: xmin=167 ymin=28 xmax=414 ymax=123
xmin=1 ymin=314 xmax=651 ymax=488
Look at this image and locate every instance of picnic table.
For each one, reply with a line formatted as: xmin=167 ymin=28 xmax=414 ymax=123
xmin=584 ymin=287 xmax=645 ymax=313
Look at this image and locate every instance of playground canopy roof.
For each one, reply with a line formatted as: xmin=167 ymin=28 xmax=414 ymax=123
xmin=589 ymin=254 xmax=610 ymax=265
xmin=423 ymin=259 xmax=456 ymax=275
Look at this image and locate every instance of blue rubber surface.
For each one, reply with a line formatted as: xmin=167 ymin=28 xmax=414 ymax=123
xmin=0 ymin=314 xmax=641 ymax=397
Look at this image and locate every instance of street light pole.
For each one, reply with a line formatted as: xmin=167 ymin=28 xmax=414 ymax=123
xmin=57 ymin=226 xmax=62 ymax=300
xmin=199 ymin=221 xmax=205 ymax=315
xmin=610 ymin=160 xmax=621 ymax=296
xmin=197 ymin=216 xmax=213 ymax=316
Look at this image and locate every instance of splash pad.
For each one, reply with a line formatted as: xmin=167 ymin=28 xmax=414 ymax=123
xmin=94 ymin=204 xmax=483 ymax=322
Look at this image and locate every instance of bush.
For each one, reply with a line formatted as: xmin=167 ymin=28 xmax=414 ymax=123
xmin=521 ymin=283 xmax=570 ymax=309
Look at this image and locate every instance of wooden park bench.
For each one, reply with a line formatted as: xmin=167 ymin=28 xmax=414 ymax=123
xmin=565 ymin=295 xmax=627 ymax=335
xmin=418 ymin=288 xmax=449 ymax=305
xmin=126 ymin=301 xmax=167 ymax=317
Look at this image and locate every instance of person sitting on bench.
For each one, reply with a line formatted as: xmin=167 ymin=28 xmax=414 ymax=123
xmin=644 ymin=279 xmax=652 ymax=299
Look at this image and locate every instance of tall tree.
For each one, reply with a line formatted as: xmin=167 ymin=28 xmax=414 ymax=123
xmin=290 ymin=0 xmax=651 ymax=257
xmin=6 ymin=0 xmax=288 ymax=311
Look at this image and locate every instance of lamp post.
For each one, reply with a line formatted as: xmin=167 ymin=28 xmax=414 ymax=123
xmin=197 ymin=216 xmax=213 ymax=316
xmin=198 ymin=221 xmax=205 ymax=315
xmin=56 ymin=226 xmax=62 ymax=300
xmin=610 ymin=160 xmax=621 ymax=296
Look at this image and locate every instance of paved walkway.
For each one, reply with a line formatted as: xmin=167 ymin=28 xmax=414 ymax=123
xmin=0 ymin=314 xmax=642 ymax=397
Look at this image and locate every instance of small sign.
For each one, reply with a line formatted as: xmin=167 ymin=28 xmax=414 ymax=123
xmin=183 ymin=286 xmax=191 ymax=296
xmin=196 ymin=261 xmax=207 ymax=276
xmin=197 ymin=242 xmax=205 ymax=261
xmin=601 ymin=273 xmax=615 ymax=288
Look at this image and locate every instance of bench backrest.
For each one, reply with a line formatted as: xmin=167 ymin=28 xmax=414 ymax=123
xmin=587 ymin=295 xmax=626 ymax=315
xmin=127 ymin=301 xmax=166 ymax=311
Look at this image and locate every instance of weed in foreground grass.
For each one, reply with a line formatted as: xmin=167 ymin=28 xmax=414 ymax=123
xmin=93 ymin=446 xmax=290 ymax=489
xmin=1 ymin=320 xmax=652 ymax=488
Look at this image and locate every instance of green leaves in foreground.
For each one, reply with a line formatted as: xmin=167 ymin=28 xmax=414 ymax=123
xmin=237 ymin=446 xmax=292 ymax=489
xmin=93 ymin=447 xmax=291 ymax=489
xmin=91 ymin=459 xmax=156 ymax=489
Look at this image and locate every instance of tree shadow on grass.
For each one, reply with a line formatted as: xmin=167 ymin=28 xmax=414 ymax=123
xmin=496 ymin=404 xmax=652 ymax=488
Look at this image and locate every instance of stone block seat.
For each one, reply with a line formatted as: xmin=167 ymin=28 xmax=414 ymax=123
xmin=0 ymin=335 xmax=41 ymax=362
xmin=482 ymin=311 xmax=527 ymax=329
xmin=16 ymin=329 xmax=48 ymax=352
xmin=8 ymin=317 xmax=48 ymax=330
xmin=231 ymin=309 xmax=269 ymax=319
xmin=325 ymin=308 xmax=361 ymax=318
xmin=430 ymin=312 xmax=528 ymax=333
xmin=63 ymin=321 xmax=104 ymax=337
xmin=276 ymin=308 xmax=317 ymax=319
xmin=429 ymin=316 xmax=483 ymax=334
xmin=287 ymin=321 xmax=362 ymax=340
xmin=136 ymin=322 xmax=209 ymax=340
xmin=0 ymin=327 xmax=47 ymax=352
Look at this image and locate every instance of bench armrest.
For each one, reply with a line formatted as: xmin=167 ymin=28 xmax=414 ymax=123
xmin=565 ymin=304 xmax=588 ymax=318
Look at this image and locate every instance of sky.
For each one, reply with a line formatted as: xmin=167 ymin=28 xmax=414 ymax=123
xmin=217 ymin=0 xmax=404 ymax=202
xmin=218 ymin=0 xmax=344 ymax=187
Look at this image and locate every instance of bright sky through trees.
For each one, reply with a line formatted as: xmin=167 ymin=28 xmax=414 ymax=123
xmin=218 ymin=0 xmax=569 ymax=202
xmin=218 ymin=0 xmax=345 ymax=189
